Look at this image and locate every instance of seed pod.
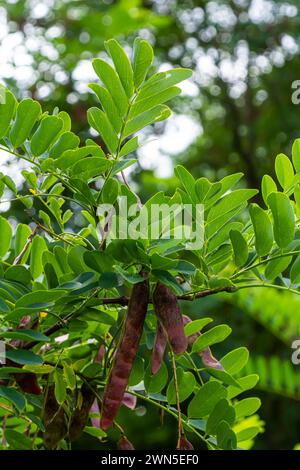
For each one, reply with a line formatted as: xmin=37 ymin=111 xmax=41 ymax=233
xmin=177 ymin=435 xmax=194 ymax=450
xmin=182 ymin=315 xmax=223 ymax=370
xmin=90 ymin=399 xmax=101 ymax=428
xmin=117 ymin=435 xmax=135 ymax=450
xmin=153 ymin=283 xmax=187 ymax=355
xmin=100 ymin=274 xmax=149 ymax=431
xmin=69 ymin=383 xmax=96 ymax=441
xmin=15 ymin=373 xmax=42 ymax=395
xmin=151 ymin=320 xmax=168 ymax=375
xmin=43 ymin=386 xmax=67 ymax=449
xmin=122 ymin=392 xmax=137 ymax=410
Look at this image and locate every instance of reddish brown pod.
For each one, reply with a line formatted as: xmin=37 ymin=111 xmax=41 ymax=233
xmin=151 ymin=320 xmax=168 ymax=375
xmin=153 ymin=283 xmax=187 ymax=355
xmin=100 ymin=274 xmax=149 ymax=431
xmin=69 ymin=383 xmax=96 ymax=442
xmin=117 ymin=435 xmax=135 ymax=450
xmin=177 ymin=435 xmax=194 ymax=450
xmin=43 ymin=386 xmax=67 ymax=449
xmin=15 ymin=373 xmax=42 ymax=395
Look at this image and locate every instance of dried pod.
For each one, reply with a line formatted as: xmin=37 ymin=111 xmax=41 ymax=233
xmin=69 ymin=383 xmax=95 ymax=441
xmin=177 ymin=435 xmax=194 ymax=450
xmin=153 ymin=283 xmax=187 ymax=355
xmin=43 ymin=386 xmax=67 ymax=449
xmin=100 ymin=274 xmax=149 ymax=431
xmin=117 ymin=435 xmax=135 ymax=450
xmin=151 ymin=320 xmax=168 ymax=375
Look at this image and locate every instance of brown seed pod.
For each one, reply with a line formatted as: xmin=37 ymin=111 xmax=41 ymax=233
xmin=43 ymin=386 xmax=67 ymax=449
xmin=15 ymin=373 xmax=42 ymax=395
xmin=153 ymin=283 xmax=187 ymax=355
xmin=177 ymin=435 xmax=194 ymax=450
xmin=69 ymin=383 xmax=96 ymax=442
xmin=117 ymin=435 xmax=135 ymax=450
xmin=182 ymin=315 xmax=223 ymax=370
xmin=100 ymin=274 xmax=149 ymax=431
xmin=151 ymin=320 xmax=168 ymax=375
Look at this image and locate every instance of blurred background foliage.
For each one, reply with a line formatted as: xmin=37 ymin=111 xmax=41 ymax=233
xmin=1 ymin=0 xmax=300 ymax=449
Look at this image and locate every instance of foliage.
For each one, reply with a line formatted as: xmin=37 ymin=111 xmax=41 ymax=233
xmin=1 ymin=38 xmax=300 ymax=450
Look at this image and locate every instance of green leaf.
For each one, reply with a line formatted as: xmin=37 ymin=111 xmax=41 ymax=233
xmin=188 ymin=381 xmax=227 ymax=418
xmin=235 ymin=426 xmax=260 ymax=442
xmin=268 ymin=192 xmax=295 ymax=248
xmin=192 ymin=325 xmax=232 ymax=353
xmin=144 ymin=363 xmax=168 ymax=394
xmin=123 ymin=105 xmax=171 ymax=139
xmin=54 ymin=369 xmax=67 ymax=405
xmin=6 ymin=350 xmax=43 ymax=365
xmin=292 ymin=138 xmax=300 ymax=172
xmin=0 ymin=386 xmax=26 ymax=413
xmin=184 ymin=318 xmax=213 ymax=337
xmin=88 ymin=84 xmax=122 ymax=133
xmin=152 ymin=269 xmax=183 ymax=295
xmin=249 ymin=204 xmax=273 ymax=257
xmin=128 ymin=356 xmax=144 ymax=386
xmin=0 ymin=329 xmax=49 ymax=342
xmin=234 ymin=397 xmax=261 ymax=419
xmin=208 ymin=189 xmax=258 ymax=224
xmin=261 ymin=174 xmax=277 ymax=207
xmin=63 ymin=362 xmax=76 ymax=391
xmin=14 ymin=224 xmax=32 ymax=263
xmin=205 ymin=368 xmax=241 ymax=388
xmin=69 ymin=156 xmax=111 ymax=180
xmin=9 ymin=98 xmax=41 ymax=148
xmin=15 ymin=289 xmax=67 ymax=309
xmin=114 ymin=266 xmax=144 ymax=285
xmin=174 ymin=165 xmax=196 ymax=202
xmin=207 ymin=222 xmax=243 ymax=252
xmin=105 ymin=39 xmax=134 ymax=98
xmin=166 ymin=370 xmax=196 ymax=404
xmin=229 ymin=230 xmax=248 ymax=267
xmin=138 ymin=68 xmax=192 ymax=100
xmin=220 ymin=347 xmax=249 ymax=375
xmin=290 ymin=254 xmax=300 ymax=284
xmin=275 ymin=153 xmax=294 ymax=190
xmin=0 ymin=88 xmax=17 ymax=139
xmin=5 ymin=429 xmax=32 ymax=450
xmin=30 ymin=115 xmax=63 ymax=156
xmin=30 ymin=235 xmax=47 ymax=279
xmin=0 ymin=216 xmax=12 ymax=258
xmin=216 ymin=421 xmax=237 ymax=450
xmin=133 ymin=38 xmax=154 ymax=89
xmin=23 ymin=364 xmax=54 ymax=374
xmin=84 ymin=426 xmax=106 ymax=438
xmin=101 ymin=178 xmax=119 ymax=204
xmin=151 ymin=253 xmax=177 ymax=271
xmin=49 ymin=131 xmax=80 ymax=158
xmin=92 ymin=58 xmax=128 ymax=117
xmin=206 ymin=399 xmax=235 ymax=435
xmin=265 ymin=255 xmax=292 ymax=280
xmin=129 ymin=86 xmax=181 ymax=119
xmin=87 ymin=107 xmax=118 ymax=154
xmin=227 ymin=374 xmax=259 ymax=400
xmin=119 ymin=136 xmax=139 ymax=158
